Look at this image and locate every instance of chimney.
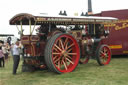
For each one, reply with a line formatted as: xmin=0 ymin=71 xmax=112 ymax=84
xmin=88 ymin=0 xmax=93 ymax=15
xmin=59 ymin=10 xmax=67 ymax=16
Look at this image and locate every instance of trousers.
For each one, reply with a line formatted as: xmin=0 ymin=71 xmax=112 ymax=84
xmin=0 ymin=57 xmax=4 ymax=67
xmin=13 ymin=55 xmax=20 ymax=74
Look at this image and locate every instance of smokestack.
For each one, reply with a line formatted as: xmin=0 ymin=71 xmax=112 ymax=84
xmin=59 ymin=10 xmax=67 ymax=16
xmin=88 ymin=0 xmax=93 ymax=15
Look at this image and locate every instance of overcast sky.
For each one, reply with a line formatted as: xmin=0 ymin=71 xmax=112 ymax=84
xmin=0 ymin=0 xmax=128 ymax=37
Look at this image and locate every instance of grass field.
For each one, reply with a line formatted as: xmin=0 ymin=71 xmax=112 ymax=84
xmin=0 ymin=56 xmax=128 ymax=85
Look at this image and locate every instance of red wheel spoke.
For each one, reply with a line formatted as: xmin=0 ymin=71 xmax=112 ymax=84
xmin=58 ymin=40 xmax=62 ymax=49
xmin=66 ymin=43 xmax=74 ymax=50
xmin=62 ymin=60 xmax=68 ymax=70
xmin=55 ymin=44 xmax=62 ymax=51
xmin=66 ymin=55 xmax=72 ymax=60
xmin=67 ymin=53 xmax=77 ymax=55
xmin=53 ymin=56 xmax=58 ymax=60
xmin=64 ymin=57 xmax=68 ymax=66
xmin=103 ymin=47 xmax=107 ymax=53
xmin=66 ymin=58 xmax=74 ymax=65
xmin=59 ymin=39 xmax=64 ymax=50
xmin=100 ymin=56 xmax=104 ymax=59
xmin=102 ymin=59 xmax=105 ymax=63
xmin=64 ymin=38 xmax=68 ymax=48
xmin=105 ymin=53 xmax=108 ymax=58
xmin=53 ymin=47 xmax=59 ymax=52
xmin=67 ymin=48 xmax=72 ymax=53
xmin=106 ymin=52 xmax=109 ymax=57
xmin=52 ymin=53 xmax=61 ymax=55
xmin=105 ymin=57 xmax=108 ymax=60
xmin=58 ymin=60 xmax=61 ymax=68
xmin=100 ymin=51 xmax=106 ymax=58
xmin=65 ymin=42 xmax=68 ymax=50
xmin=104 ymin=58 xmax=107 ymax=62
xmin=54 ymin=57 xmax=61 ymax=63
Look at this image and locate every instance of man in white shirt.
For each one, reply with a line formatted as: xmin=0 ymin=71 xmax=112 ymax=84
xmin=12 ymin=41 xmax=21 ymax=75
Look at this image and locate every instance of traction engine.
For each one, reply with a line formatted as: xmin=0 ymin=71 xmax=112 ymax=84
xmin=9 ymin=13 xmax=116 ymax=73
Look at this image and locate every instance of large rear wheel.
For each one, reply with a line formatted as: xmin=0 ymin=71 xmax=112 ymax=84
xmin=96 ymin=44 xmax=111 ymax=66
xmin=44 ymin=33 xmax=80 ymax=74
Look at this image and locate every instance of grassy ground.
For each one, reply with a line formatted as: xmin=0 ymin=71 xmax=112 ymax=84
xmin=0 ymin=56 xmax=128 ymax=85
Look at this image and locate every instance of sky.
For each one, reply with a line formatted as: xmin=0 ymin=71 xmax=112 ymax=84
xmin=0 ymin=0 xmax=128 ymax=38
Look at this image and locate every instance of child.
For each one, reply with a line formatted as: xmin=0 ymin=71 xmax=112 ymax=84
xmin=0 ymin=46 xmax=4 ymax=67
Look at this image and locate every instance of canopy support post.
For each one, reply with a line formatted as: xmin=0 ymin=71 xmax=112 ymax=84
xmin=49 ymin=23 xmax=51 ymax=32
xmin=15 ymin=24 xmax=20 ymax=32
xmin=94 ymin=20 xmax=96 ymax=35
xmin=29 ymin=19 xmax=32 ymax=35
xmin=31 ymin=21 xmax=37 ymax=35
xmin=20 ymin=21 xmax=23 ymax=35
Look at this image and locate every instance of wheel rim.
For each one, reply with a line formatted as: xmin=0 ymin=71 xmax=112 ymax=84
xmin=52 ymin=34 xmax=80 ymax=73
xmin=80 ymin=56 xmax=89 ymax=64
xmin=99 ymin=46 xmax=111 ymax=65
xmin=79 ymin=37 xmax=91 ymax=64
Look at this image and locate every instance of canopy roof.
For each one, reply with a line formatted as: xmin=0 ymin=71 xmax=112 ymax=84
xmin=9 ymin=13 xmax=117 ymax=25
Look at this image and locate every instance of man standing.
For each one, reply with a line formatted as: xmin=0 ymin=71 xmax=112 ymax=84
xmin=12 ymin=41 xmax=21 ymax=75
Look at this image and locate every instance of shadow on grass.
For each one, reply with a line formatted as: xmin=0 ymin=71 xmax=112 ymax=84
xmin=112 ymin=55 xmax=128 ymax=58
xmin=14 ymin=59 xmax=99 ymax=79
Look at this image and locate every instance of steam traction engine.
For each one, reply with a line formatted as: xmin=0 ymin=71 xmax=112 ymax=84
xmin=9 ymin=13 xmax=117 ymax=74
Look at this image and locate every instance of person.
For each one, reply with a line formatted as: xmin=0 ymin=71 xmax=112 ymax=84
xmin=12 ymin=41 xmax=21 ymax=75
xmin=0 ymin=41 xmax=3 ymax=47
xmin=5 ymin=42 xmax=10 ymax=60
xmin=0 ymin=46 xmax=5 ymax=67
xmin=10 ymin=43 xmax=14 ymax=56
xmin=2 ymin=42 xmax=10 ymax=62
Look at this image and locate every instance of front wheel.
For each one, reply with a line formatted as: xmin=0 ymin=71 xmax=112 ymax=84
xmin=44 ymin=33 xmax=80 ymax=74
xmin=96 ymin=44 xmax=111 ymax=66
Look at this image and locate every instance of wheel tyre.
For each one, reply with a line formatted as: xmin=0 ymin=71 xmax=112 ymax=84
xmin=44 ymin=33 xmax=80 ymax=74
xmin=96 ymin=44 xmax=111 ymax=66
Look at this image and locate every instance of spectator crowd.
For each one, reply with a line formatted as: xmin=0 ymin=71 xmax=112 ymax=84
xmin=0 ymin=41 xmax=11 ymax=67
xmin=0 ymin=40 xmax=22 ymax=75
